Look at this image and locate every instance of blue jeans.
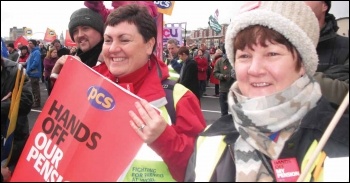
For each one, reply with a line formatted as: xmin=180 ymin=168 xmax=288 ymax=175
xmin=219 ymin=92 xmax=229 ymax=116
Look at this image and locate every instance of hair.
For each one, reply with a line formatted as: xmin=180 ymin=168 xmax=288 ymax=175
xmin=177 ymin=46 xmax=190 ymax=56
xmin=105 ymin=3 xmax=157 ymax=52
xmin=215 ymin=49 xmax=223 ymax=55
xmin=167 ymin=38 xmax=179 ymax=46
xmin=111 ymin=1 xmax=158 ymax=18
xmin=7 ymin=43 xmax=15 ymax=49
xmin=45 ymin=47 xmax=57 ymax=59
xmin=20 ymin=45 xmax=29 ymax=52
xmin=234 ymin=25 xmax=302 ymax=71
xmin=197 ymin=49 xmax=203 ymax=55
xmin=57 ymin=48 xmax=70 ymax=57
xmin=51 ymin=39 xmax=61 ymax=45
xmin=28 ymin=39 xmax=37 ymax=46
xmin=325 ymin=1 xmax=331 ymax=14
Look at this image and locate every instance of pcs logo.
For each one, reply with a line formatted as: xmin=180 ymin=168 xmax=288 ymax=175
xmin=87 ymin=86 xmax=115 ymax=110
xmin=154 ymin=1 xmax=172 ymax=9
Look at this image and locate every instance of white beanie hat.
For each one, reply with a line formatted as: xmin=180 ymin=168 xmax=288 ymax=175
xmin=225 ymin=1 xmax=320 ymax=76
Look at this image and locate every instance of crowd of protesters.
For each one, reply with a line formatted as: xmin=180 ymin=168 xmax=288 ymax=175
xmin=1 ymin=1 xmax=348 ymax=182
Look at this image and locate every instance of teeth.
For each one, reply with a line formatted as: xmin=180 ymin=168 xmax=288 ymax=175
xmin=112 ymin=58 xmax=126 ymax=62
xmin=252 ymin=83 xmax=269 ymax=87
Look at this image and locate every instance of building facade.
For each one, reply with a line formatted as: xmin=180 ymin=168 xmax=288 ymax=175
xmin=186 ymin=23 xmax=229 ymax=48
xmin=9 ymin=27 xmax=28 ymax=41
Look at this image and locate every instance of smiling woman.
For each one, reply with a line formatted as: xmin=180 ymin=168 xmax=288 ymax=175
xmin=233 ymin=25 xmax=304 ymax=98
xmin=185 ymin=1 xmax=349 ymax=182
xmin=92 ymin=4 xmax=207 ymax=181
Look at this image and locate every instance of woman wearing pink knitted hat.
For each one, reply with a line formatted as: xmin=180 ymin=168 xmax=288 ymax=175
xmin=185 ymin=1 xmax=348 ymax=182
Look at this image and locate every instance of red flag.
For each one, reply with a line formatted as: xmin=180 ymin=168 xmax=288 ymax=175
xmin=44 ymin=28 xmax=57 ymax=42
xmin=14 ymin=36 xmax=28 ymax=49
xmin=65 ymin=30 xmax=77 ymax=47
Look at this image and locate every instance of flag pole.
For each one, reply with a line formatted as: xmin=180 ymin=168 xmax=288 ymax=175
xmin=184 ymin=23 xmax=187 ymax=46
xmin=297 ymin=92 xmax=349 ymax=181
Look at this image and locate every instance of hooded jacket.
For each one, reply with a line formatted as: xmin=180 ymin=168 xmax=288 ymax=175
xmin=316 ymin=14 xmax=349 ymax=81
xmin=314 ymin=13 xmax=349 ymax=107
xmin=93 ymin=54 xmax=206 ymax=181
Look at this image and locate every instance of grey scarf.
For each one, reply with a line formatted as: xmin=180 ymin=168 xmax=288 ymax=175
xmin=228 ymin=75 xmax=322 ymax=181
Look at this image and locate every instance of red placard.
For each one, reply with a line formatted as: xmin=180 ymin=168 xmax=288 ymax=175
xmin=271 ymin=157 xmax=300 ymax=182
xmin=11 ymin=56 xmax=144 ymax=181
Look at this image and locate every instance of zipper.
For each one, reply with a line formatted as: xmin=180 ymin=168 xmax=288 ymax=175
xmin=228 ymin=144 xmax=235 ymax=163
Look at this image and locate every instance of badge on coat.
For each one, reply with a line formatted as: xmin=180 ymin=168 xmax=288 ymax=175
xmin=271 ymin=157 xmax=300 ymax=182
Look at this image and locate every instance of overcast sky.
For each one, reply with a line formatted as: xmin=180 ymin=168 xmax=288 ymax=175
xmin=1 ymin=1 xmax=349 ymax=40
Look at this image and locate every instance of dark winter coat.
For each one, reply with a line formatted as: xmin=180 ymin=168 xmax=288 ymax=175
xmin=316 ymin=14 xmax=349 ymax=82
xmin=1 ymin=58 xmax=33 ymax=171
xmin=213 ymin=57 xmax=234 ymax=93
xmin=76 ymin=40 xmax=103 ymax=68
xmin=179 ymin=58 xmax=200 ymax=100
xmin=185 ymin=97 xmax=349 ymax=181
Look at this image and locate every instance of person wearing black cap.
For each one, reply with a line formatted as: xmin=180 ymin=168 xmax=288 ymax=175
xmin=6 ymin=43 xmax=19 ymax=62
xmin=51 ymin=7 xmax=105 ymax=81
xmin=304 ymin=1 xmax=349 ymax=108
xmin=68 ymin=7 xmax=104 ymax=67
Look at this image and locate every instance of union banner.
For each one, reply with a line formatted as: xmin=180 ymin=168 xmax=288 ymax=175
xmin=154 ymin=1 xmax=175 ymax=15
xmin=11 ymin=56 xmax=145 ymax=181
xmin=43 ymin=28 xmax=57 ymax=43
